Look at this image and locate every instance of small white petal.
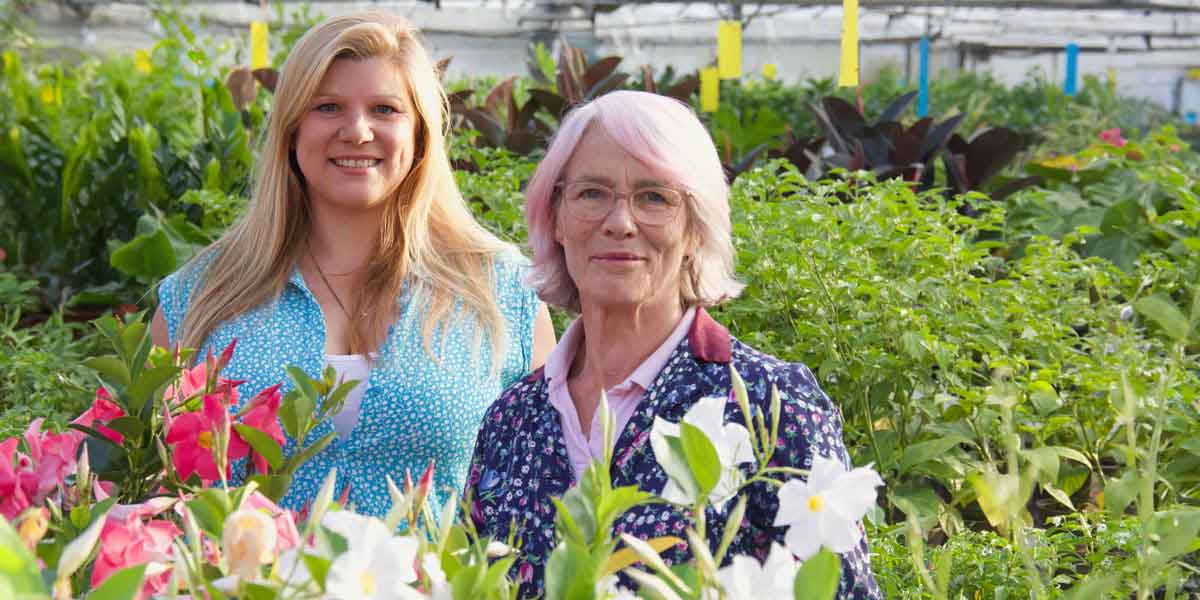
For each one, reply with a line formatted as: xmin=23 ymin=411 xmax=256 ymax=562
xmin=659 ymin=479 xmax=691 ymax=505
xmin=807 ymin=455 xmax=847 ymax=491
xmin=720 ymin=423 xmax=756 ymax=466
xmin=380 ymin=536 xmax=420 ymax=583
xmin=784 ymin=519 xmax=822 ymax=560
xmin=683 ymin=396 xmax=728 ymax=437
xmin=818 ymin=512 xmax=864 ymax=554
xmin=774 ymin=479 xmax=813 ymax=526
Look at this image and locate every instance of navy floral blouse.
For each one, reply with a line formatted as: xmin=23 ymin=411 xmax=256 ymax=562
xmin=465 ymin=308 xmax=881 ymax=599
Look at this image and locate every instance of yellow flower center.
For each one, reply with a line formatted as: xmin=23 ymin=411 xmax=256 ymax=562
xmin=360 ymin=572 xmax=376 ymax=596
xmin=808 ymin=495 xmax=825 ymax=513
xmin=197 ymin=431 xmax=213 ymax=449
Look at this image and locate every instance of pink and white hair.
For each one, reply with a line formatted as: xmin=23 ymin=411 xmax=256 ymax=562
xmin=525 ymin=90 xmax=745 ymax=312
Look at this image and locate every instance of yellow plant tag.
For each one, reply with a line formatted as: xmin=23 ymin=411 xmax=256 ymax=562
xmin=717 ymin=20 xmax=742 ymax=79
xmin=762 ymin=62 xmax=777 ymax=81
xmin=839 ymin=0 xmax=859 ymax=87
xmin=134 ymin=49 xmax=152 ymax=74
xmin=1106 ymin=66 xmax=1116 ymax=91
xmin=700 ymin=66 xmax=719 ymax=112
xmin=2 ymin=50 xmax=13 ymax=72
xmin=601 ymin=536 xmax=684 ymax=577
xmin=250 ymin=21 xmax=270 ymax=69
xmin=1188 ymin=67 xmax=1200 ymax=80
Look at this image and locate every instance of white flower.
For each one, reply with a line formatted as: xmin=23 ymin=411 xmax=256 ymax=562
xmin=715 ymin=543 xmax=799 ymax=598
xmin=774 ymin=454 xmax=883 ymax=559
xmin=651 ymin=396 xmax=755 ymax=507
xmin=319 ymin=510 xmax=421 ymax=599
xmin=322 ymin=510 xmax=393 ymax=552
xmin=325 ymin=536 xmax=419 ymax=599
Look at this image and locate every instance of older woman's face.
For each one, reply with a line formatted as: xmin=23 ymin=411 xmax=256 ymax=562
xmin=554 ymin=126 xmax=690 ymax=313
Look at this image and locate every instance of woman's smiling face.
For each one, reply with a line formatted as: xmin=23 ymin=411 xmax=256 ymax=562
xmin=554 ymin=124 xmax=692 ymax=313
xmin=293 ymin=57 xmax=418 ymax=211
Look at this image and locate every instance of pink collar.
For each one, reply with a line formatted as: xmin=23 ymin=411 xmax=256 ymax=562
xmin=688 ymin=307 xmax=732 ymax=363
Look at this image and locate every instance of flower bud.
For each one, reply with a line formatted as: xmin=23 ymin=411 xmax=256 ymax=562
xmin=1120 ymin=305 xmax=1134 ymax=322
xmin=17 ymin=508 xmax=49 ymax=550
xmin=222 ymin=508 xmax=277 ymax=580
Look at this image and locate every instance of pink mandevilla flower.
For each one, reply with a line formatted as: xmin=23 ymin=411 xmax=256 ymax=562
xmin=239 ymin=384 xmax=285 ymax=475
xmin=165 ymin=393 xmax=248 ymax=483
xmin=72 ymin=387 xmax=126 ymax=445
xmin=91 ymin=501 xmax=182 ymax=600
xmin=0 ymin=438 xmax=33 ymax=520
xmin=1099 ymin=128 xmax=1128 ymax=147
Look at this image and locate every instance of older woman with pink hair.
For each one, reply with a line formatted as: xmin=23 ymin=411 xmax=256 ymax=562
xmin=465 ymin=91 xmax=880 ymax=598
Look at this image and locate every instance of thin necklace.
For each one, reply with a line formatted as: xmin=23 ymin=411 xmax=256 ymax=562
xmin=308 ymin=245 xmax=353 ymax=320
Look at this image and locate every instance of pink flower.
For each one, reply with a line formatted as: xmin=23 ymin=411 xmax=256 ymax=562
xmin=0 ymin=438 xmax=33 ymax=520
xmin=1170 ymin=144 xmax=1181 ymax=152
xmin=165 ymin=394 xmax=248 ymax=484
xmin=243 ymin=491 xmax=301 ymax=553
xmin=91 ymin=504 xmax=181 ymax=600
xmin=72 ymin=387 xmax=126 ymax=445
xmin=164 ymin=340 xmax=243 ymax=406
xmin=19 ymin=420 xmax=80 ymax=503
xmin=239 ymin=384 xmax=285 ymax=475
xmin=1099 ymin=128 xmax=1127 ymax=147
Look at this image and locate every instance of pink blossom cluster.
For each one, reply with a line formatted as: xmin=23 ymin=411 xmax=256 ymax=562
xmin=1 ymin=338 xmax=296 ymax=597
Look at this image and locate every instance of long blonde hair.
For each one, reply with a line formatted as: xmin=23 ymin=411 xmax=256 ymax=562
xmin=177 ymin=12 xmax=512 ymax=359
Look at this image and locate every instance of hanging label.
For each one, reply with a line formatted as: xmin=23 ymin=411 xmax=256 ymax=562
xmin=250 ymin=21 xmax=270 ymax=69
xmin=762 ymin=63 xmax=777 ymax=81
xmin=718 ymin=20 xmax=742 ymax=79
xmin=1064 ymin=43 xmax=1079 ymax=96
xmin=918 ymin=36 xmax=930 ymax=117
xmin=839 ymin=0 xmax=860 ymax=87
xmin=701 ymin=67 xmax=719 ymax=112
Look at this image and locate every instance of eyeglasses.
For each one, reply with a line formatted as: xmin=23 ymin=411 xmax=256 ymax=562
xmin=556 ymin=180 xmax=685 ymax=226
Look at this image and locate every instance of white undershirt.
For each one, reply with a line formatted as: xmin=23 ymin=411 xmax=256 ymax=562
xmin=325 ymin=354 xmax=372 ymax=438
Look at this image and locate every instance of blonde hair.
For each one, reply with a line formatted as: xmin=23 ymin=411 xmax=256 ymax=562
xmin=177 ymin=12 xmax=512 ymax=359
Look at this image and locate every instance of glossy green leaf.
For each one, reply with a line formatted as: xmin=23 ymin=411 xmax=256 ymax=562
xmin=88 ymin=564 xmax=147 ymax=600
xmin=234 ymin=423 xmax=283 ymax=472
xmin=794 ymin=548 xmax=841 ymax=600
xmin=678 ymin=422 xmax=720 ymax=501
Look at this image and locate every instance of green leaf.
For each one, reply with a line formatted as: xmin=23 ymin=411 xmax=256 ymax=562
xmin=301 ymin=553 xmax=331 ymax=592
xmin=110 ymin=228 xmax=176 ymax=280
xmin=234 ymin=424 xmax=283 ymax=472
xmin=1135 ymin=295 xmax=1190 ymax=342
xmin=1063 ymin=573 xmax=1120 ymax=600
xmin=86 ymin=356 xmax=131 ymax=389
xmin=125 ymin=364 xmax=182 ymax=416
xmin=897 ymin=436 xmax=968 ymax=472
xmin=794 ymin=548 xmax=841 ymax=600
xmin=0 ymin=519 xmax=49 ymax=597
xmin=544 ymin=541 xmax=597 ymax=600
xmin=678 ymin=422 xmax=721 ymax=502
xmin=187 ymin=489 xmax=233 ymax=538
xmin=288 ymin=432 xmax=337 ymax=473
xmin=87 ymin=564 xmax=147 ymax=600
xmin=1028 ymin=381 xmax=1060 ymax=414
xmin=1103 ymin=471 xmax=1138 ymax=517
xmin=105 ymin=416 xmax=144 ymax=442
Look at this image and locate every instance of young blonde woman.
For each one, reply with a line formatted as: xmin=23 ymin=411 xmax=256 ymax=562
xmin=151 ymin=12 xmax=555 ymax=516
